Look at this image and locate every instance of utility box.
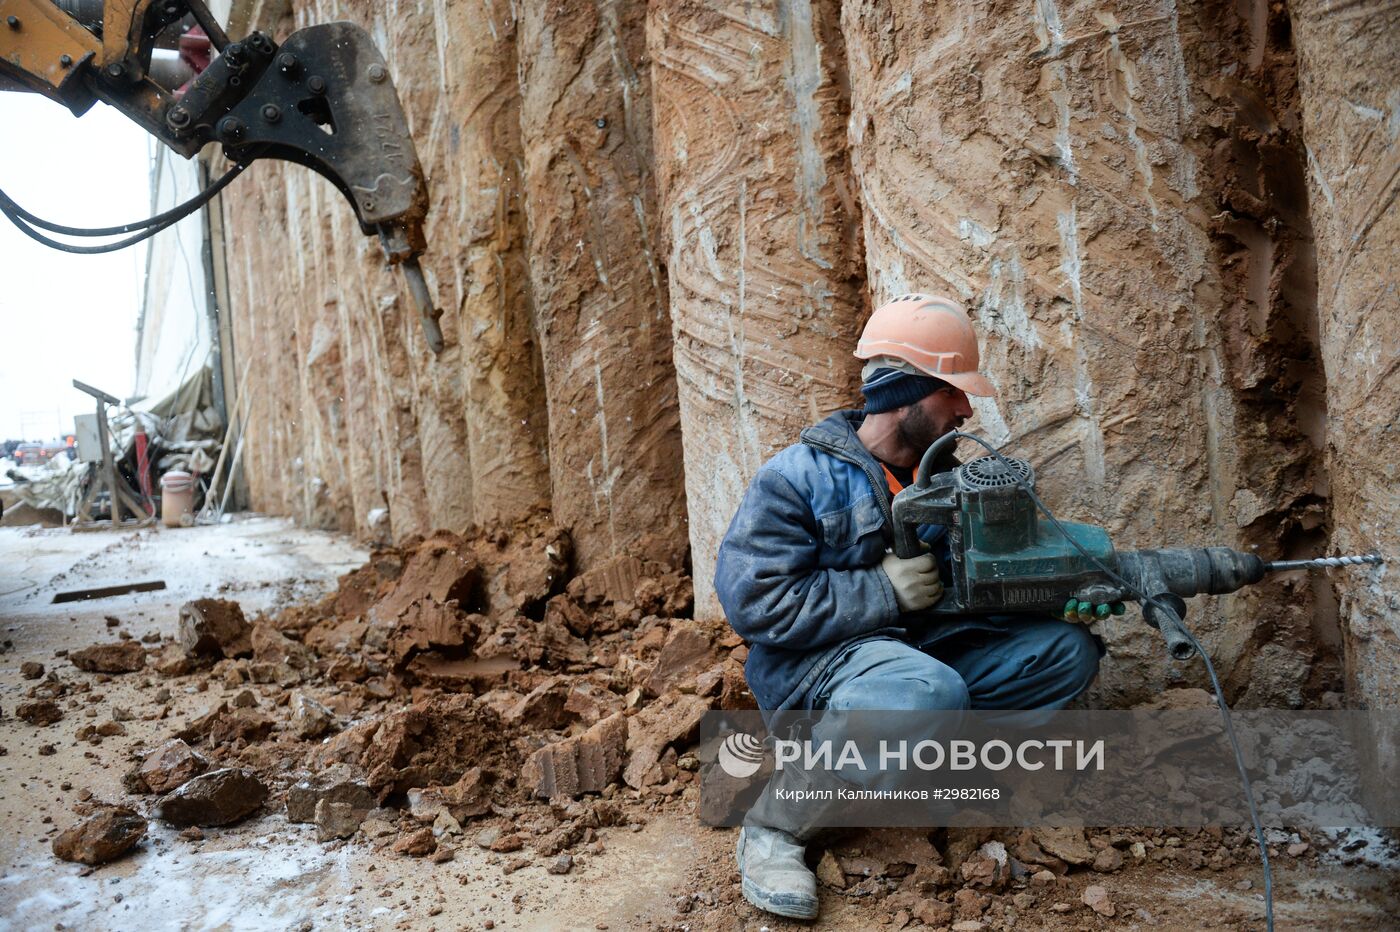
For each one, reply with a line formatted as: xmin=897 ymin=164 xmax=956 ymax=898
xmin=73 ymin=413 xmax=103 ymax=462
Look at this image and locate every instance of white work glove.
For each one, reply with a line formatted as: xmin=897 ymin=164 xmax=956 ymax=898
xmin=880 ymin=550 xmax=944 ymax=613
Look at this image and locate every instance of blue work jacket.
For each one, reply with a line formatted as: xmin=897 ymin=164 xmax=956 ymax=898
xmin=714 ymin=409 xmax=1002 ymax=710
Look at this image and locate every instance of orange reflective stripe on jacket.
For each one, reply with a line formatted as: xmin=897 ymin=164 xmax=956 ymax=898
xmin=880 ymin=462 xmax=905 ymax=496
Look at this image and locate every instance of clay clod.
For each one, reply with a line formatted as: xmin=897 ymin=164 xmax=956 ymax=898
xmin=391 ymin=827 xmax=437 ymax=857
xmin=1082 ymin=884 xmax=1116 ymax=917
xmin=406 ymin=767 xmax=491 ymax=823
xmin=286 ymin=765 xmax=375 ymax=824
xmin=310 ymin=694 xmax=507 ymax=795
xmin=522 ymin=713 xmax=628 ymax=799
xmin=69 ymin=641 xmax=146 ymax=673
xmin=178 ymin=598 xmax=253 ymax=659
xmin=643 ymin=625 xmax=718 ymax=698
xmin=140 ymin=738 xmax=210 ymax=794
xmin=52 ymin=807 xmax=148 ymax=865
xmin=623 ymin=693 xmax=713 ymax=789
xmin=17 ymin=699 xmax=63 ymax=726
xmin=291 ymin=692 xmax=338 ymax=739
xmin=157 ymin=768 xmax=267 ymax=827
xmin=1031 ymin=826 xmax=1094 ymax=867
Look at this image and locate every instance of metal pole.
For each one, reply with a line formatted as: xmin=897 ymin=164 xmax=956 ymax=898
xmin=94 ymin=398 xmax=120 ymax=527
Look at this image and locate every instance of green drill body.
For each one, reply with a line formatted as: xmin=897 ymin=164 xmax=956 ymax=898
xmin=890 ymin=443 xmax=1380 ymax=659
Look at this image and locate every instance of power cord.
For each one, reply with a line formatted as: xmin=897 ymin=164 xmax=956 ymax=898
xmin=0 ymin=158 xmax=250 ymax=254
xmin=927 ymin=430 xmax=1275 ymax=931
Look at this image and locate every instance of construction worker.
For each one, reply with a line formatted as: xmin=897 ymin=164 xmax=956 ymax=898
xmin=714 ymin=293 xmax=1102 ymax=920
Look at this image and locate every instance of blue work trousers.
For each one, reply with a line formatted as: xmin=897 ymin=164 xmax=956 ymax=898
xmin=744 ymin=620 xmax=1100 ymax=833
xmin=809 ymin=619 xmax=1099 ymax=795
xmin=810 ymin=618 xmax=1101 ymax=713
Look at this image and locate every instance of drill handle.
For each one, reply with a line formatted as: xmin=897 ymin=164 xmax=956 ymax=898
xmin=891 ymin=520 xmax=925 ymax=559
xmin=1142 ymin=593 xmax=1197 ymax=662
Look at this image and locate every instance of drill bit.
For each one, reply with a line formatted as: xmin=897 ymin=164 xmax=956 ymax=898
xmin=1262 ymin=553 xmax=1384 ymax=572
xmin=401 ymin=256 xmax=444 ymax=355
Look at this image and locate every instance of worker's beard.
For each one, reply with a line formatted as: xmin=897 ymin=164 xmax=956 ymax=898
xmin=896 ymin=403 xmax=953 ymax=458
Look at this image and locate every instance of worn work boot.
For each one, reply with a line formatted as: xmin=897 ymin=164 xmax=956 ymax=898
xmin=736 ymin=825 xmax=819 ymax=920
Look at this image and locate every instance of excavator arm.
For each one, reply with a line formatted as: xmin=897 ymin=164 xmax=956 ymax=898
xmin=0 ymin=0 xmax=444 ymax=352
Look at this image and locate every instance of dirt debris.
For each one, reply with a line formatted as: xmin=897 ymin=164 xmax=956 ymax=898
xmin=312 ymin=783 xmax=375 ymax=839
xmin=23 ymin=517 xmax=722 ymax=875
xmin=406 ymin=767 xmax=490 ymax=823
xmin=149 ymin=643 xmax=197 ymax=676
xmin=68 ymin=640 xmax=146 ymax=673
xmin=16 ymin=698 xmax=63 ymax=726
xmin=623 ymin=693 xmax=713 ymax=789
xmin=177 ymin=598 xmax=252 ymax=659
xmin=309 ymin=694 xmax=508 ymax=795
xmin=285 ymin=764 xmax=373 ymax=822
xmin=644 ymin=626 xmax=715 ymax=698
xmin=51 ymin=806 xmax=148 ymax=866
xmin=268 ymin=524 xmax=720 ymax=856
xmin=522 ymin=713 xmax=628 ymax=799
xmin=392 ymin=826 xmax=437 ymax=857
xmin=1030 ymin=825 xmax=1095 ymax=867
xmin=206 ymin=708 xmax=275 ymax=747
xmin=1082 ymin=883 xmax=1116 ymax=917
xmin=959 ymin=840 xmax=1010 ymax=890
xmin=137 ymin=738 xmax=209 ymax=793
xmin=289 ymin=691 xmax=336 ymax=738
xmin=16 ymin=516 xmax=1379 ymax=929
xmin=155 ymin=768 xmax=268 ymax=827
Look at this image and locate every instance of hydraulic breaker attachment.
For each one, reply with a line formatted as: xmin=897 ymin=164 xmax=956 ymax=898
xmin=0 ymin=2 xmax=443 ymax=352
xmin=167 ymin=23 xmax=443 ymax=352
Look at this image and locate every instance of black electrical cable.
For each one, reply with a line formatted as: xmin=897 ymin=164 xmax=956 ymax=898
xmin=0 ymin=196 xmax=187 ymax=254
xmin=935 ymin=430 xmax=1276 ymax=932
xmin=0 ymin=161 xmax=246 ymax=236
xmin=0 ymin=159 xmax=251 ymax=254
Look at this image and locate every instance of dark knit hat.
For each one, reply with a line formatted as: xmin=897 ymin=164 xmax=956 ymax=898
xmin=861 ymin=367 xmax=950 ymax=414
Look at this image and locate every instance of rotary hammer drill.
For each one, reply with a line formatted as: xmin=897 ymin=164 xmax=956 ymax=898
xmin=891 ymin=432 xmax=1382 ymax=660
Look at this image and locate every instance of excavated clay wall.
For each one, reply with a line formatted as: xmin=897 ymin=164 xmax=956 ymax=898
xmin=226 ymin=0 xmax=554 ymax=545
xmin=838 ymin=0 xmax=1342 ymax=706
xmin=516 ymin=0 xmax=689 ymax=572
xmin=648 ymin=0 xmax=866 ymax=617
xmin=221 ymin=0 xmax=1396 ymax=707
xmin=225 ymin=129 xmax=433 ymax=539
xmin=1291 ymin=0 xmax=1399 ymax=708
xmin=436 ymin=0 xmax=553 ymax=527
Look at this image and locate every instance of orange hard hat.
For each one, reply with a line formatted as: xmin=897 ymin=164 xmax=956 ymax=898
xmin=854 ymin=293 xmax=996 ymax=397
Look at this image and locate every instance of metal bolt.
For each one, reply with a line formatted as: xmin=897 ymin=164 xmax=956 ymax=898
xmin=261 ymin=104 xmax=281 ymax=123
xmin=218 ymin=116 xmax=246 ymax=141
xmin=223 ymin=43 xmax=244 ymax=66
xmin=59 ymin=54 xmax=73 ymax=68
xmin=307 ymin=75 xmax=326 ymax=94
xmin=367 ymin=63 xmax=387 ymax=84
xmin=362 ymin=197 xmax=375 ymax=211
xmin=276 ymin=52 xmax=299 ymax=75
xmin=105 ymin=62 xmax=126 ymax=79
xmin=595 ymin=117 xmax=607 ymax=129
xmin=167 ymin=106 xmax=190 ymax=127
xmin=6 ymin=15 xmax=19 ymax=29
